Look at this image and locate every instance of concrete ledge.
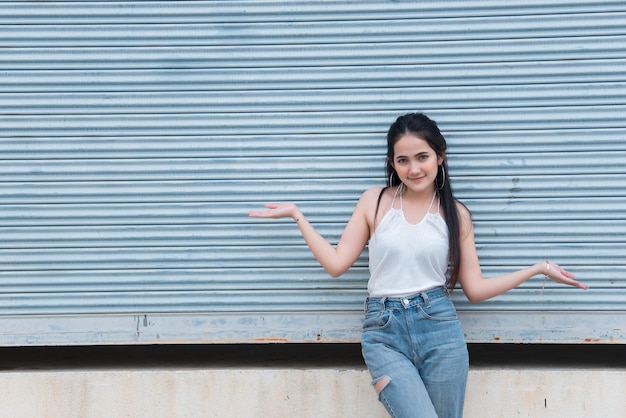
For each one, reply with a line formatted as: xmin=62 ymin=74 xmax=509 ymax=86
xmin=0 ymin=366 xmax=625 ymax=417
xmin=0 ymin=367 xmax=383 ymax=418
xmin=465 ymin=367 xmax=626 ymax=418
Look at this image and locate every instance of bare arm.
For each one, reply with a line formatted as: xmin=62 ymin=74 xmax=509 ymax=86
xmin=247 ymin=189 xmax=378 ymax=277
xmin=456 ymin=203 xmax=589 ymax=303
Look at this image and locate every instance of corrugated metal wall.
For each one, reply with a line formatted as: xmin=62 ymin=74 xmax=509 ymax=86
xmin=1 ymin=1 xmax=624 ymax=345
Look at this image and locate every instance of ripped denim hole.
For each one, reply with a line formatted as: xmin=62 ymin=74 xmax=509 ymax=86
xmin=373 ymin=375 xmax=391 ymax=395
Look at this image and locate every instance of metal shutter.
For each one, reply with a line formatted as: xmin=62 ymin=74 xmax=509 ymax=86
xmin=1 ymin=1 xmax=624 ymax=345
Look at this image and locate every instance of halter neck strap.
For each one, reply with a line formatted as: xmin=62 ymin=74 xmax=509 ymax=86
xmin=426 ymin=191 xmax=438 ymax=213
xmin=394 ymin=184 xmax=437 ymax=213
xmin=391 ymin=184 xmax=403 ymax=209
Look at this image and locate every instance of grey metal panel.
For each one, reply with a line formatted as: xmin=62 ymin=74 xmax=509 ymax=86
xmin=3 ymin=107 xmax=626 ymax=137
xmin=4 ymin=83 xmax=626 ymax=114
xmin=1 ymin=288 xmax=624 ymax=316
xmin=0 ymin=0 xmax=624 ymax=345
xmin=4 ymin=12 xmax=626 ymax=47
xmin=3 ymin=220 xmax=624 ymax=248
xmin=2 ymin=153 xmax=625 ymax=180
xmin=4 ymin=37 xmax=626 ymax=70
xmin=1 ymin=198 xmax=625 ymax=226
xmin=0 ymin=243 xmax=619 ymax=272
xmin=1 ymin=178 xmax=624 ymax=207
xmin=2 ymin=129 xmax=626 ymax=158
xmin=1 ymin=1 xmax=625 ymax=23
xmin=3 ymin=60 xmax=626 ymax=93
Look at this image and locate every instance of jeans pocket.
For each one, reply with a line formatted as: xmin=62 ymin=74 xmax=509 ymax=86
xmin=418 ymin=298 xmax=458 ymax=321
xmin=362 ymin=309 xmax=393 ymax=331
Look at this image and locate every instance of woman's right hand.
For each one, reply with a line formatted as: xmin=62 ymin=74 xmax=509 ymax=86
xmin=247 ymin=203 xmax=301 ymax=221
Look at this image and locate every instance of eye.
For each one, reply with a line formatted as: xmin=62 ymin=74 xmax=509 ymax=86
xmin=396 ymin=157 xmax=408 ymax=164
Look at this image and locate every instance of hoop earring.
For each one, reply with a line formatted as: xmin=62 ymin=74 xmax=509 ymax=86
xmin=436 ymin=165 xmax=445 ymax=191
xmin=388 ymin=171 xmax=396 ymax=186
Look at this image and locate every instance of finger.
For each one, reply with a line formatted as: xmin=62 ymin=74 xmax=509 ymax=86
xmin=573 ymin=281 xmax=590 ymax=290
xmin=247 ymin=210 xmax=274 ymax=218
xmin=555 ymin=265 xmax=575 ymax=279
xmin=561 ymin=277 xmax=589 ymax=290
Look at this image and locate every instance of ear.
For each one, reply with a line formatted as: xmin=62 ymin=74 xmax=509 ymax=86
xmin=437 ymin=153 xmax=445 ymax=166
xmin=388 ymin=156 xmax=396 ymax=171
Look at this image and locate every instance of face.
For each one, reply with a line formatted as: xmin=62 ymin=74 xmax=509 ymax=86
xmin=390 ymin=133 xmax=443 ymax=194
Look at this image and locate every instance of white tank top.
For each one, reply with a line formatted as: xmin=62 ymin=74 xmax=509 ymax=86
xmin=367 ymin=185 xmax=449 ymax=297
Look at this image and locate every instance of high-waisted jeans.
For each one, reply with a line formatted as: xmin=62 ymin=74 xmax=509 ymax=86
xmin=361 ymin=286 xmax=469 ymax=418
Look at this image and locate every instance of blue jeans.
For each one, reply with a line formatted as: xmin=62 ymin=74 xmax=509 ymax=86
xmin=361 ymin=286 xmax=469 ymax=418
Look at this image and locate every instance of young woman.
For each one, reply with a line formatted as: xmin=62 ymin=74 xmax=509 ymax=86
xmin=247 ymin=112 xmax=588 ymax=418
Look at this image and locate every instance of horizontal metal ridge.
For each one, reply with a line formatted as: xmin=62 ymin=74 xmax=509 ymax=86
xmin=1 ymin=153 xmax=624 ymax=180
xmin=1 ymin=198 xmax=624 ymax=227
xmin=452 ymin=288 xmax=626 ymax=311
xmin=1 ymin=177 xmax=625 ymax=203
xmin=0 ymin=289 xmax=369 ymax=315
xmin=3 ymin=36 xmax=626 ymax=70
xmin=0 ymin=266 xmax=617 ymax=291
xmin=0 ymin=287 xmax=619 ymax=316
xmin=1 ymin=1 xmax=625 ymax=24
xmin=3 ymin=83 xmax=626 ymax=115
xmin=3 ymin=12 xmax=626 ymax=47
xmin=3 ymin=129 xmax=626 ymax=159
xmin=3 ymin=59 xmax=626 ymax=93
xmin=2 ymin=106 xmax=626 ymax=136
xmin=0 ymin=243 xmax=621 ymax=270
xmin=0 ymin=267 xmax=366 ymax=288
xmin=0 ymin=289 xmax=624 ymax=316
xmin=1 ymin=220 xmax=623 ymax=250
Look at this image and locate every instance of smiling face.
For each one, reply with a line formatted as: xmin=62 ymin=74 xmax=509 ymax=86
xmin=390 ymin=133 xmax=444 ymax=195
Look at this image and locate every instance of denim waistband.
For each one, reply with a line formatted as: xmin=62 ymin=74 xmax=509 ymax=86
xmin=365 ymin=286 xmax=449 ymax=311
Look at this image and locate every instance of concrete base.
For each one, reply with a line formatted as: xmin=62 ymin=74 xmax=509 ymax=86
xmin=465 ymin=368 xmax=626 ymax=418
xmin=0 ymin=366 xmax=624 ymax=418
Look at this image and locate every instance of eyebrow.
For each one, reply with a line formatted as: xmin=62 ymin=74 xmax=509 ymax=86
xmin=395 ymin=151 xmax=430 ymax=158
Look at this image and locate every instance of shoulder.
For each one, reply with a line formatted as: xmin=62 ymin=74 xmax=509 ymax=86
xmin=359 ymin=186 xmax=398 ymax=208
xmin=360 ymin=186 xmax=401 ymax=224
xmin=361 ymin=186 xmax=386 ymax=202
xmin=354 ymin=187 xmax=385 ymax=211
xmin=353 ymin=186 xmax=392 ymax=223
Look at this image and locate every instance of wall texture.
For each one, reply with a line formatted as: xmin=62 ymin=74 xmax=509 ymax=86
xmin=1 ymin=1 xmax=625 ymax=345
xmin=0 ymin=367 xmax=624 ymax=418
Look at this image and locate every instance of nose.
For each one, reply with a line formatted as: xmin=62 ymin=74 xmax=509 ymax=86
xmin=409 ymin=161 xmax=421 ymax=174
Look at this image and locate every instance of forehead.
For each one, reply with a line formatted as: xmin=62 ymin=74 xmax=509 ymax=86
xmin=393 ymin=133 xmax=434 ymax=155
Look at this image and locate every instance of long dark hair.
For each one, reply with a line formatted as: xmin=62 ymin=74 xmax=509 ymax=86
xmin=377 ymin=112 xmax=464 ymax=290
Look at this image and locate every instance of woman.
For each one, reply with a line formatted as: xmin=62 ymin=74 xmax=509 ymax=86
xmin=247 ymin=112 xmax=588 ymax=417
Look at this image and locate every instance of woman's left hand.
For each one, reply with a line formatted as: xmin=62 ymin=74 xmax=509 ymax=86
xmin=543 ymin=261 xmax=589 ymax=290
xmin=247 ymin=202 xmax=301 ymax=221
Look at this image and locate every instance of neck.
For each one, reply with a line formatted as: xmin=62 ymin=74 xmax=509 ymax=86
xmin=399 ymin=183 xmax=436 ymax=203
